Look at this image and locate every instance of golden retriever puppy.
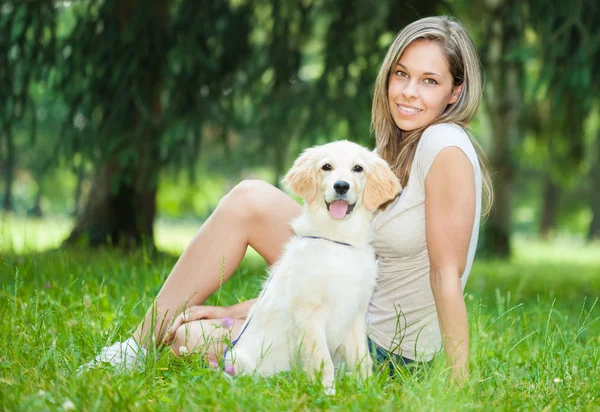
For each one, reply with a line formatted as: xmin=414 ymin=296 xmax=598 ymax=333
xmin=224 ymin=140 xmax=401 ymax=394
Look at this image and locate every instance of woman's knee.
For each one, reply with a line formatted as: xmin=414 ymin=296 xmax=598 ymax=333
xmin=219 ymin=180 xmax=276 ymax=222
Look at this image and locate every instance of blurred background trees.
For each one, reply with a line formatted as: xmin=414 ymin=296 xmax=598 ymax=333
xmin=0 ymin=0 xmax=598 ymax=255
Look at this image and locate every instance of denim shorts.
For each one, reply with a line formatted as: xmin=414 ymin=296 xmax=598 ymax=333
xmin=367 ymin=337 xmax=425 ymax=376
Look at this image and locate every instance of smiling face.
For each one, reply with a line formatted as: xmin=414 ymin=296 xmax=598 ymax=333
xmin=387 ymin=39 xmax=462 ymax=133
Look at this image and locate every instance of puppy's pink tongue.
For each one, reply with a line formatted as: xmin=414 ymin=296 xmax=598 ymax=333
xmin=329 ymin=200 xmax=349 ymax=219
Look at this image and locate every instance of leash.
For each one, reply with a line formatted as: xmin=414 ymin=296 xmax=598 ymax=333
xmin=222 ymin=235 xmax=354 ymax=373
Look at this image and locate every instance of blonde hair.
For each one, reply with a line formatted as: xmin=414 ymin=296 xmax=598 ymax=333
xmin=371 ymin=15 xmax=493 ymax=216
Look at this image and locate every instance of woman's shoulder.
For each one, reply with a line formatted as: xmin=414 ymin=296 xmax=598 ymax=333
xmin=420 ymin=123 xmax=473 ymax=151
xmin=424 ymin=122 xmax=469 ymax=136
xmin=418 ymin=123 xmax=478 ymax=161
xmin=413 ymin=123 xmax=480 ymax=183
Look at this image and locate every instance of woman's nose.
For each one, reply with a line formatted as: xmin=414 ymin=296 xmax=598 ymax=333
xmin=402 ymin=80 xmax=419 ymax=100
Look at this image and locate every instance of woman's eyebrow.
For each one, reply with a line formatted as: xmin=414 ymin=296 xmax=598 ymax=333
xmin=396 ymin=62 xmax=441 ymax=78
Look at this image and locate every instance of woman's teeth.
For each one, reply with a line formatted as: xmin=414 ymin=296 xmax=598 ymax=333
xmin=399 ymin=105 xmax=421 ymax=114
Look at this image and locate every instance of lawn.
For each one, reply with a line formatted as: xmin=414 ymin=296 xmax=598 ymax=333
xmin=0 ymin=216 xmax=599 ymax=410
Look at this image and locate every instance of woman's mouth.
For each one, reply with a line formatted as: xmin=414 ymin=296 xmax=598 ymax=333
xmin=397 ymin=104 xmax=422 ymax=116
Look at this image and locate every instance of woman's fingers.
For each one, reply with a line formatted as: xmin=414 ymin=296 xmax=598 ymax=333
xmin=185 ymin=306 xmax=216 ymax=321
xmin=163 ymin=306 xmax=226 ymax=345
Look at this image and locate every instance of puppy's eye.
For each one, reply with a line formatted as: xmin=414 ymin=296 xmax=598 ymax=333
xmin=322 ymin=164 xmax=332 ymax=171
xmin=352 ymin=165 xmax=364 ymax=173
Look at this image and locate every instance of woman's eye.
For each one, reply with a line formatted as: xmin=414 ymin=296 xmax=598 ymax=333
xmin=322 ymin=164 xmax=332 ymax=171
xmin=352 ymin=165 xmax=363 ymax=173
xmin=396 ymin=71 xmax=408 ymax=78
xmin=424 ymin=78 xmax=438 ymax=85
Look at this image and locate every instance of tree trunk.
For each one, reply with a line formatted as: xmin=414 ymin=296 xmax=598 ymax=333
xmin=589 ymin=184 xmax=600 ymax=240
xmin=65 ymin=152 xmax=159 ymax=248
xmin=538 ymin=174 xmax=560 ymax=240
xmin=588 ymin=134 xmax=600 ymax=240
xmin=2 ymin=128 xmax=15 ymax=212
xmin=72 ymin=157 xmax=85 ymax=217
xmin=480 ymin=1 xmax=523 ymax=258
xmin=30 ymin=173 xmax=44 ymax=218
xmin=64 ymin=0 xmax=166 ymax=249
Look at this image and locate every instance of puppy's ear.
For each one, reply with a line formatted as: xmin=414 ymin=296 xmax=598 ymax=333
xmin=284 ymin=147 xmax=320 ymax=203
xmin=363 ymin=156 xmax=402 ymax=210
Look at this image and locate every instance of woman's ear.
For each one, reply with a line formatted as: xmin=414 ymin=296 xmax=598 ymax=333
xmin=284 ymin=147 xmax=320 ymax=203
xmin=363 ymin=156 xmax=402 ymax=210
xmin=449 ymin=84 xmax=463 ymax=105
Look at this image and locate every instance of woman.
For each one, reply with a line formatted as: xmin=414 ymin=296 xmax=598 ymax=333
xmin=87 ymin=15 xmax=492 ymax=382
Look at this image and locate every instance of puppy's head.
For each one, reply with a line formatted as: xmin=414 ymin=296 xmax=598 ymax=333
xmin=284 ymin=141 xmax=401 ymax=219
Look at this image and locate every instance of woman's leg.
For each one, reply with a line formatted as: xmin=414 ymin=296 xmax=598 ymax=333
xmin=133 ymin=180 xmax=302 ymax=346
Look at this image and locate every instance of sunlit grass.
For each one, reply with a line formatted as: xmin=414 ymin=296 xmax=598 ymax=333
xmin=0 ymin=215 xmax=198 ymax=254
xmin=512 ymin=234 xmax=600 ymax=265
xmin=0 ymin=214 xmax=265 ymax=262
xmin=0 ymin=214 xmax=73 ymax=253
xmin=154 ymin=219 xmax=201 ymax=254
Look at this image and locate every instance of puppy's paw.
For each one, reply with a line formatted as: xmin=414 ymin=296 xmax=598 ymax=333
xmin=324 ymin=385 xmax=336 ymax=396
xmin=359 ymin=358 xmax=373 ymax=381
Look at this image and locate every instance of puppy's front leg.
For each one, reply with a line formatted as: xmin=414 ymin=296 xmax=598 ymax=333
xmin=294 ymin=312 xmax=336 ymax=395
xmin=337 ymin=315 xmax=372 ymax=381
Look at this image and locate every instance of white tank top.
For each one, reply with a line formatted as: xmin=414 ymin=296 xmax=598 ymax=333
xmin=367 ymin=123 xmax=482 ymax=361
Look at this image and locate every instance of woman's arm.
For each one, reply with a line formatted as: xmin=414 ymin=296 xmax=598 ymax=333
xmin=424 ymin=146 xmax=476 ymax=383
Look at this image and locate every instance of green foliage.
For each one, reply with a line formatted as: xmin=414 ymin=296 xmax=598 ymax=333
xmin=55 ymin=0 xmax=169 ymax=185
xmin=0 ymin=1 xmax=57 ymax=127
xmin=156 ymin=170 xmax=227 ymax=220
xmin=521 ymin=0 xmax=600 ymax=181
xmin=3 ymin=0 xmax=600 ymax=243
xmin=7 ymin=0 xmax=449 ymax=174
xmin=0 ymin=165 xmax=78 ymax=216
xmin=0 ymin=1 xmax=58 ymax=211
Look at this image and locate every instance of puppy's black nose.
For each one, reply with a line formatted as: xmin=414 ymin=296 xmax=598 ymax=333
xmin=334 ymin=180 xmax=350 ymax=194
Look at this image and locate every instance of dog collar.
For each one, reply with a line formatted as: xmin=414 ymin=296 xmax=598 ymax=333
xmin=302 ymin=236 xmax=353 ymax=247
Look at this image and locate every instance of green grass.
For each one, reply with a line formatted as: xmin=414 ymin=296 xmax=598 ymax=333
xmin=1 ymin=216 xmax=599 ymax=410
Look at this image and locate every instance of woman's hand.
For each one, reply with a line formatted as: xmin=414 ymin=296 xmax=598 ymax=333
xmin=162 ymin=299 xmax=257 ymax=346
xmin=163 ymin=305 xmax=233 ymax=345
